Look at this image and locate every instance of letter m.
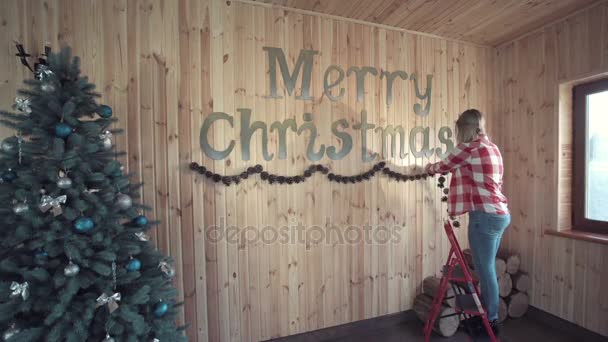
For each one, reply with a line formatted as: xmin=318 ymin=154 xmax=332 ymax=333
xmin=375 ymin=125 xmax=407 ymax=159
xmin=264 ymin=47 xmax=318 ymax=100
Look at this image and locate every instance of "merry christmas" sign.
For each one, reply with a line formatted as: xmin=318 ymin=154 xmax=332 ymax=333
xmin=200 ymin=46 xmax=454 ymax=162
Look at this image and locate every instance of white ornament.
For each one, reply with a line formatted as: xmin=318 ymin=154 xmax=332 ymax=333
xmin=135 ymin=232 xmax=149 ymax=241
xmin=159 ymin=261 xmax=176 ymax=278
xmin=116 ymin=193 xmax=132 ymax=210
xmin=102 ymin=333 xmax=115 ymax=342
xmin=35 ymin=64 xmax=54 ymax=80
xmin=2 ymin=324 xmax=19 ymax=340
xmin=13 ymin=202 xmax=29 ymax=215
xmin=57 ymin=177 xmax=73 ymax=189
xmin=14 ymin=97 xmax=32 ymax=113
xmin=1 ymin=137 xmax=15 ymax=153
xmin=41 ymin=83 xmax=55 ymax=92
xmin=100 ymin=131 xmax=113 ymax=150
xmin=64 ymin=261 xmax=80 ymax=277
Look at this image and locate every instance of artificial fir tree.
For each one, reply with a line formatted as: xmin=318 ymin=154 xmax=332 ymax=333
xmin=0 ymin=48 xmax=186 ymax=341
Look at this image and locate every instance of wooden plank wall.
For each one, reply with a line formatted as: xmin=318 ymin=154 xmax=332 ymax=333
xmin=494 ymin=1 xmax=608 ymax=336
xmin=0 ymin=1 xmax=495 ymax=341
xmin=198 ymin=2 xmax=492 ymax=341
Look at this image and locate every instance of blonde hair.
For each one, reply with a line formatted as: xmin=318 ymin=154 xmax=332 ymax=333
xmin=456 ymin=109 xmax=484 ymax=143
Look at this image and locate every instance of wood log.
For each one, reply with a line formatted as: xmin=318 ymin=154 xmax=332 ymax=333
xmin=498 ymin=251 xmax=521 ymax=275
xmin=495 ymin=257 xmax=507 ymax=276
xmin=413 ymin=294 xmax=459 ymax=337
xmin=498 ymin=272 xmax=512 ymax=298
xmin=463 ymin=248 xmax=474 ymax=268
xmin=463 ymin=248 xmax=506 ymax=277
xmin=470 ymin=269 xmax=480 ymax=283
xmin=498 ymin=297 xmax=508 ymax=323
xmin=512 ymin=272 xmax=531 ymax=293
xmin=423 ymin=276 xmax=456 ymax=308
xmin=507 ymin=291 xmax=529 ymax=318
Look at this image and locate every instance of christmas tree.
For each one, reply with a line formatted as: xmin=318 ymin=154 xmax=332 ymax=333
xmin=0 ymin=48 xmax=186 ymax=341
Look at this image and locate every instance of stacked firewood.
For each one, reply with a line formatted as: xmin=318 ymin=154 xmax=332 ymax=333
xmin=413 ymin=250 xmax=530 ymax=337
xmin=463 ymin=249 xmax=530 ymax=323
xmin=413 ymin=276 xmax=460 ymax=337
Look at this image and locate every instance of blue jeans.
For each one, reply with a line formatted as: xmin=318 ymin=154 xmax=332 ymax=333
xmin=467 ymin=211 xmax=511 ymax=321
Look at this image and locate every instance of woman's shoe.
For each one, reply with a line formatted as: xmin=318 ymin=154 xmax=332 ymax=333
xmin=489 ymin=319 xmax=501 ymax=337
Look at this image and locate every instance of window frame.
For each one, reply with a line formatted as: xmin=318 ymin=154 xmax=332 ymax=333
xmin=572 ymin=78 xmax=608 ymax=234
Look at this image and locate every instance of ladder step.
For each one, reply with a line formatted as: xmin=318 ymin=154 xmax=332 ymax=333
xmin=455 ymin=294 xmax=481 ymax=314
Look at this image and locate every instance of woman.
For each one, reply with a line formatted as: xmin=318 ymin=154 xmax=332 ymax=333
xmin=425 ymin=109 xmax=510 ymax=334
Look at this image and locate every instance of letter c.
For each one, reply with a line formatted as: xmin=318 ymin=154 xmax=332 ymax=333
xmin=200 ymin=112 xmax=235 ymax=160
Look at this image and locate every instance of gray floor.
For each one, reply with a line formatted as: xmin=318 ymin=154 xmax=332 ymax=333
xmin=269 ymin=310 xmax=608 ymax=342
xmin=330 ymin=317 xmax=598 ymax=342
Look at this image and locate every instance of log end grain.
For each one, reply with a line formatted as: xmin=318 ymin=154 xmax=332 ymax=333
xmin=498 ymin=272 xmax=513 ymax=298
xmin=507 ymin=291 xmax=529 ymax=318
xmin=512 ymin=272 xmax=531 ymax=293
xmin=413 ymin=294 xmax=459 ymax=337
xmin=498 ymin=297 xmax=508 ymax=323
xmin=423 ymin=276 xmax=456 ymax=308
xmin=506 ymin=254 xmax=521 ymax=275
xmin=495 ymin=257 xmax=507 ymax=276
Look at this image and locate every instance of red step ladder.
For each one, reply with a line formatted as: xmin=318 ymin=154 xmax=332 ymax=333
xmin=423 ymin=220 xmax=498 ymax=342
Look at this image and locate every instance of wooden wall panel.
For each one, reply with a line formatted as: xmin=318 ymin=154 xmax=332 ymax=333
xmin=0 ymin=1 xmax=494 ymax=341
xmin=195 ymin=2 xmax=492 ymax=341
xmin=494 ymin=1 xmax=608 ymax=336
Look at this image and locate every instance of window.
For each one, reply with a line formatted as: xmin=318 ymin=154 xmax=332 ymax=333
xmin=573 ymin=79 xmax=608 ymax=233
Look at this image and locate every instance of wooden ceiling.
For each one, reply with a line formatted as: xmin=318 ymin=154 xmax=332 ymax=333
xmin=252 ymin=0 xmax=601 ymax=45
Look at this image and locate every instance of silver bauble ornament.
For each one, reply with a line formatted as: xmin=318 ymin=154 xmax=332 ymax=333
xmin=102 ymin=334 xmax=115 ymax=342
xmin=102 ymin=137 xmax=112 ymax=150
xmin=13 ymin=203 xmax=29 ymax=214
xmin=116 ymin=193 xmax=132 ymax=210
xmin=2 ymin=325 xmax=19 ymax=340
xmin=57 ymin=177 xmax=72 ymax=189
xmin=1 ymin=138 xmax=15 ymax=153
xmin=64 ymin=262 xmax=80 ymax=277
xmin=100 ymin=131 xmax=113 ymax=150
xmin=41 ymin=83 xmax=55 ymax=92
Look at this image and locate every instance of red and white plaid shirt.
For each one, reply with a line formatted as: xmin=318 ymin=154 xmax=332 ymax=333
xmin=426 ymin=134 xmax=509 ymax=216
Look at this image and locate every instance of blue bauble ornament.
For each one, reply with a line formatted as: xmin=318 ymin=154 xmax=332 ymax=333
xmin=153 ymin=302 xmax=169 ymax=317
xmin=133 ymin=215 xmax=148 ymax=227
xmin=1 ymin=170 xmax=17 ymax=182
xmin=97 ymin=105 xmax=113 ymax=118
xmin=74 ymin=217 xmax=95 ymax=232
xmin=55 ymin=123 xmax=73 ymax=138
xmin=126 ymin=258 xmax=142 ymax=271
xmin=35 ymin=250 xmax=49 ymax=259
xmin=34 ymin=250 xmax=49 ymax=265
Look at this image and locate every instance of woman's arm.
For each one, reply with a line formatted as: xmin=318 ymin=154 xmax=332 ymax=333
xmin=425 ymin=143 xmax=472 ymax=174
